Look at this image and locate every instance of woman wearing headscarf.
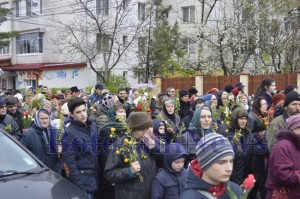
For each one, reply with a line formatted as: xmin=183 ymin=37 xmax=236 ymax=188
xmin=157 ymin=98 xmax=181 ymax=141
xmin=20 ymin=109 xmax=61 ymax=173
xmin=217 ymin=107 xmax=254 ymax=185
xmin=97 ymin=102 xmax=127 ymax=199
xmin=178 ymin=105 xmax=213 ymax=165
xmin=266 ymin=114 xmax=300 ymax=199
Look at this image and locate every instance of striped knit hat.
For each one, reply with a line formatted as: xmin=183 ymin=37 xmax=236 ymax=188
xmin=196 ymin=133 xmax=234 ymax=171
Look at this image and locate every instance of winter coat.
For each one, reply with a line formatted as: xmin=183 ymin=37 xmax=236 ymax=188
xmin=247 ymin=112 xmax=265 ymax=135
xmin=20 ymin=124 xmax=61 ymax=173
xmin=88 ymin=92 xmax=102 ymax=106
xmin=266 ymin=111 xmax=288 ymax=151
xmin=179 ymin=105 xmax=213 ymax=164
xmin=0 ymin=114 xmax=21 ymax=139
xmin=153 ymin=119 xmax=174 ymax=144
xmin=61 ymin=118 xmax=98 ymax=193
xmin=7 ymin=109 xmax=24 ymax=133
xmin=179 ymin=160 xmax=242 ymax=199
xmin=266 ymin=130 xmax=300 ymax=199
xmin=157 ymin=110 xmax=181 ymax=136
xmin=96 ymin=105 xmax=108 ymax=130
xmin=104 ymin=136 xmax=164 ymax=199
xmin=179 ymin=99 xmax=191 ymax=119
xmin=151 ymin=143 xmax=188 ymax=199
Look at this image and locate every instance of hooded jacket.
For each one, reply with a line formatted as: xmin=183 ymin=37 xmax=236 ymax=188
xmin=179 ymin=160 xmax=242 ymax=199
xmin=151 ymin=143 xmax=188 ymax=199
xmin=266 ymin=130 xmax=300 ymax=199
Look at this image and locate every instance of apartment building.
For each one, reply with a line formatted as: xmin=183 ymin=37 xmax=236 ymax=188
xmin=0 ymin=0 xmax=149 ymax=90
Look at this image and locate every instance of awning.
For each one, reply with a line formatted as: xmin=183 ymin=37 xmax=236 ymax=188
xmin=0 ymin=57 xmax=12 ymax=67
xmin=2 ymin=62 xmax=87 ymax=71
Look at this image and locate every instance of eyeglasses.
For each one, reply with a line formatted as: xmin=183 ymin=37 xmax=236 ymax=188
xmin=0 ymin=105 xmax=6 ymax=109
xmin=6 ymin=105 xmax=17 ymax=108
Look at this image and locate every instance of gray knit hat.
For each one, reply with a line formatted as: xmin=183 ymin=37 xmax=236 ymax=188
xmin=196 ymin=133 xmax=234 ymax=171
xmin=128 ymin=112 xmax=153 ymax=131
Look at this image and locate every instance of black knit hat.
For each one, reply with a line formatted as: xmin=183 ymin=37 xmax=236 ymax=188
xmin=284 ymin=91 xmax=300 ymax=107
xmin=128 ymin=112 xmax=153 ymax=131
xmin=189 ymin=87 xmax=198 ymax=95
xmin=179 ymin=89 xmax=189 ymax=98
xmin=224 ymin=84 xmax=234 ymax=93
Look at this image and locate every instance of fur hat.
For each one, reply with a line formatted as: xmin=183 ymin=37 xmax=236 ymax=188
xmin=196 ymin=133 xmax=234 ymax=171
xmin=128 ymin=112 xmax=153 ymax=131
xmin=179 ymin=89 xmax=189 ymax=98
xmin=70 ymin=86 xmax=80 ymax=93
xmin=284 ymin=91 xmax=300 ymax=107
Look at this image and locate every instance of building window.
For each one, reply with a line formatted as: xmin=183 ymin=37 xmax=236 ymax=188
xmin=122 ymin=0 xmax=129 ymax=10
xmin=138 ymin=37 xmax=147 ymax=55
xmin=16 ymin=32 xmax=43 ymax=54
xmin=182 ymin=38 xmax=195 ymax=54
xmin=16 ymin=0 xmax=42 ymax=17
xmin=97 ymin=0 xmax=109 ymax=15
xmin=123 ymin=71 xmax=128 ymax=80
xmin=138 ymin=3 xmax=146 ymax=21
xmin=182 ymin=6 xmax=195 ymax=23
xmin=0 ymin=46 xmax=9 ymax=55
xmin=97 ymin=33 xmax=111 ymax=52
xmin=123 ymin=35 xmax=128 ymax=46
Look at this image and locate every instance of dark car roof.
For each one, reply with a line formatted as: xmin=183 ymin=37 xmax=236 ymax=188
xmin=0 ymin=130 xmax=88 ymax=199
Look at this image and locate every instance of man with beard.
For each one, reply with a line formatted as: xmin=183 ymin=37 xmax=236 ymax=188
xmin=267 ymin=91 xmax=300 ymax=151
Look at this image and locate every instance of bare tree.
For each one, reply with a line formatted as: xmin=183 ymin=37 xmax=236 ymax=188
xmin=51 ymin=0 xmax=150 ymax=83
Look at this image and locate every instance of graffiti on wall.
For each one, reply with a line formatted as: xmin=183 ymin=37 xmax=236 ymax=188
xmin=72 ymin=68 xmax=80 ymax=78
xmin=43 ymin=72 xmax=55 ymax=80
xmin=56 ymin=71 xmax=67 ymax=78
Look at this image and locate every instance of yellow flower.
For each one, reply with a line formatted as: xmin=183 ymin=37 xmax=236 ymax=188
xmin=109 ymin=134 xmax=113 ymax=138
xmin=115 ymin=150 xmax=120 ymax=155
xmin=124 ymin=138 xmax=129 ymax=146
xmin=226 ymin=121 xmax=230 ymax=125
xmin=225 ymin=129 xmax=229 ymax=133
xmin=111 ymin=127 xmax=116 ymax=132
xmin=124 ymin=158 xmax=129 ymax=163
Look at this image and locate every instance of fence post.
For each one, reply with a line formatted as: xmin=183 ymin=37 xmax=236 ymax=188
xmin=153 ymin=74 xmax=163 ymax=94
xmin=297 ymin=71 xmax=300 ymax=92
xmin=239 ymin=70 xmax=250 ymax=96
xmin=195 ymin=71 xmax=204 ymax=96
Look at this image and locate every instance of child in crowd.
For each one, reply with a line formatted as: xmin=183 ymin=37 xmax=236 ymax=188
xmin=151 ymin=143 xmax=188 ymax=199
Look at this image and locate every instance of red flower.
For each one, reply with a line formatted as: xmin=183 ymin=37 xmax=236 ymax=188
xmin=137 ymin=104 xmax=143 ymax=111
xmin=24 ymin=111 xmax=28 ymax=117
xmin=147 ymin=108 xmax=152 ymax=113
xmin=242 ymin=174 xmax=255 ymax=190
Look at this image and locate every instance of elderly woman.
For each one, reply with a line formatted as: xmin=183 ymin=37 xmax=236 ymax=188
xmin=266 ymin=114 xmax=300 ymax=199
xmin=20 ymin=109 xmax=60 ymax=173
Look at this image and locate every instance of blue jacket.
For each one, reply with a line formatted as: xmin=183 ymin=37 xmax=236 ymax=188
xmin=180 ymin=160 xmax=242 ymax=199
xmin=62 ymin=118 xmax=98 ymax=192
xmin=151 ymin=143 xmax=187 ymax=199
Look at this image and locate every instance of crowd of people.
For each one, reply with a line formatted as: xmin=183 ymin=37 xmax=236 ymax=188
xmin=1 ymin=78 xmax=300 ymax=199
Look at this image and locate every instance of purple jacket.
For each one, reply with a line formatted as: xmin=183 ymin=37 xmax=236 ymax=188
xmin=266 ymin=130 xmax=300 ymax=199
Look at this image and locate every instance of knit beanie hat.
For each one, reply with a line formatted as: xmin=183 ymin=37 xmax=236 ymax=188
xmin=286 ymin=113 xmax=300 ymax=130
xmin=196 ymin=133 xmax=234 ymax=171
xmin=128 ymin=112 xmax=153 ymax=131
xmin=224 ymin=84 xmax=234 ymax=93
xmin=272 ymin=93 xmax=285 ymax=105
xmin=179 ymin=89 xmax=189 ymax=98
xmin=100 ymin=93 xmax=113 ymax=111
xmin=284 ymin=91 xmax=300 ymax=107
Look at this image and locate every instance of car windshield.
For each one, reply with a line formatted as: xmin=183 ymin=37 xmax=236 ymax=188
xmin=0 ymin=132 xmax=41 ymax=174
